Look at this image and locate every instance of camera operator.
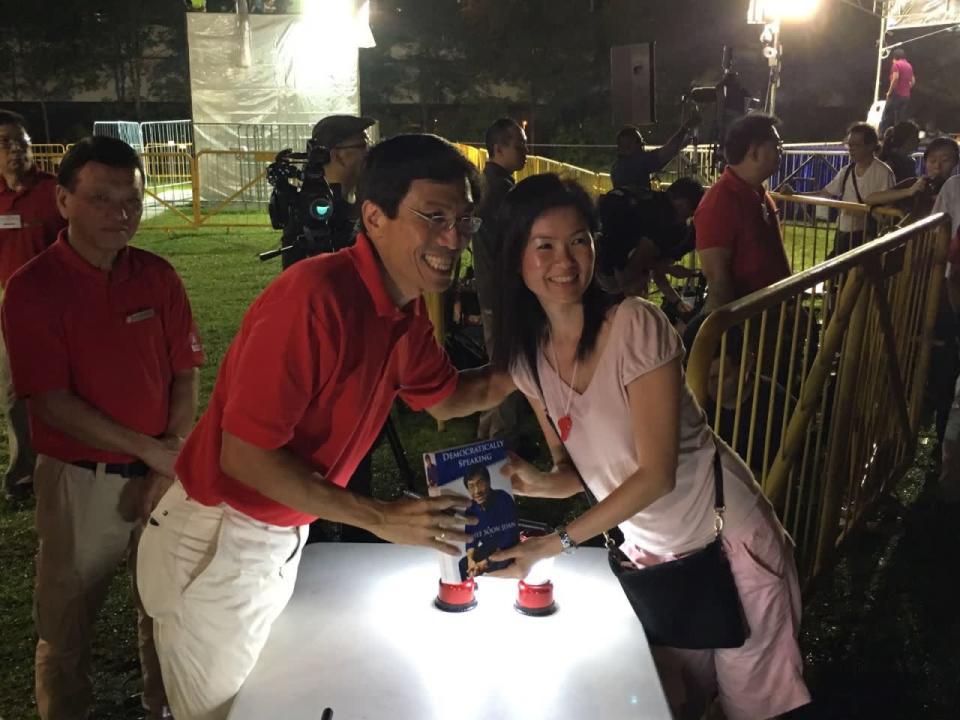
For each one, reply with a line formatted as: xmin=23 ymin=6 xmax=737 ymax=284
xmin=596 ymin=178 xmax=705 ymax=324
xmin=611 ymin=116 xmax=700 ymax=191
xmin=280 ymin=114 xmax=375 ymax=269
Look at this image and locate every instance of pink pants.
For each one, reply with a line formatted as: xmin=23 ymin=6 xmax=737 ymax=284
xmin=625 ymin=501 xmax=811 ymax=720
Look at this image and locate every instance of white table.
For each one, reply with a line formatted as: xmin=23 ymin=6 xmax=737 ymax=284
xmin=229 ymin=543 xmax=671 ymax=720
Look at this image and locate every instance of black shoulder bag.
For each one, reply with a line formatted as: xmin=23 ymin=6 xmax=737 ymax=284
xmin=531 ymin=361 xmax=748 ymax=649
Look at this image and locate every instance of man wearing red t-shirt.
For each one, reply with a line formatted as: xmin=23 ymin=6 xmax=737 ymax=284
xmin=880 ymin=48 xmax=915 ymax=135
xmin=0 ymin=110 xmax=66 ymax=500
xmin=1 ymin=136 xmax=204 ymax=720
xmin=694 ymin=113 xmax=790 ymax=310
xmin=137 ymin=134 xmax=516 ymax=719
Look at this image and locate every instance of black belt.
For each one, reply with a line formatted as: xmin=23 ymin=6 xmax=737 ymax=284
xmin=70 ymin=459 xmax=150 ymax=478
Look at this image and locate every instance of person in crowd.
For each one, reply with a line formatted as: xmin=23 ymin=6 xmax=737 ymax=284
xmin=816 ymin=122 xmax=894 ymax=254
xmin=1 ymin=136 xmax=204 ymax=720
xmin=878 ymin=120 xmax=920 ymax=183
xmin=280 ymin=114 xmax=375 ymax=269
xmin=486 ymin=173 xmax=810 ymax=720
xmin=137 ymin=134 xmax=517 ymax=720
xmin=460 ymin=463 xmax=519 ymax=578
xmin=0 ymin=109 xmax=66 ymax=500
xmin=933 ymin=173 xmax=960 ymax=500
xmin=695 ymin=113 xmax=790 ymax=310
xmin=474 ymin=117 xmax=528 ymax=443
xmin=866 ymin=136 xmax=959 ymax=219
xmin=934 ymin=174 xmax=960 ymax=279
xmin=880 ymin=48 xmax=915 ymax=135
xmin=611 ymin=116 xmax=700 ymax=191
xmin=596 ymin=177 xmax=703 ymax=319
xmin=922 ymin=119 xmax=944 ymax=142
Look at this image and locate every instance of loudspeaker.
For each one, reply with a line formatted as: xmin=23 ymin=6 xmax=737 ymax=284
xmin=611 ymin=42 xmax=656 ymax=126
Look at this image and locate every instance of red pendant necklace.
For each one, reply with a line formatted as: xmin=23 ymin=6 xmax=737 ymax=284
xmin=549 ymin=334 xmax=579 ymax=442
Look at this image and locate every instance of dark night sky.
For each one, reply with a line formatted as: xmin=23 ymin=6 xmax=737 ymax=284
xmin=362 ymin=0 xmax=958 ymax=144
xmin=636 ymin=0 xmax=958 ymax=139
xmin=601 ymin=0 xmax=955 ymax=140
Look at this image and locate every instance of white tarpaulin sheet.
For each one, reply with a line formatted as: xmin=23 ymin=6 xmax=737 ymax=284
xmin=187 ymin=1 xmax=373 ymax=203
xmin=887 ymin=0 xmax=960 ymax=29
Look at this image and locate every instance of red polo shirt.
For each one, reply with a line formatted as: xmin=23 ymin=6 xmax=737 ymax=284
xmin=176 ymin=233 xmax=458 ymax=527
xmin=0 ymin=170 xmax=65 ymax=286
xmin=694 ymin=167 xmax=791 ymax=299
xmin=1 ymin=232 xmax=205 ymax=463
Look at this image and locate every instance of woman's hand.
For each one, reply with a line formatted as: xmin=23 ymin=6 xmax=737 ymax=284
xmin=501 ymin=452 xmax=551 ymax=497
xmin=487 ymin=534 xmax=561 ymax=579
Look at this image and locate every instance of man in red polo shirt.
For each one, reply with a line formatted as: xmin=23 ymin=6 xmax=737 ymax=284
xmin=1 ymin=136 xmax=203 ymax=720
xmin=137 ymin=134 xmax=516 ymax=719
xmin=694 ymin=113 xmax=790 ymax=310
xmin=0 ymin=109 xmax=66 ymax=500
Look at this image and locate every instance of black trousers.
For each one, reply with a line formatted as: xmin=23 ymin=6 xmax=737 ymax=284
xmin=880 ymin=95 xmax=910 ymax=135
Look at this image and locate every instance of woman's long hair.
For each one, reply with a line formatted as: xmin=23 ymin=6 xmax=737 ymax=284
xmin=490 ymin=173 xmax=620 ymax=375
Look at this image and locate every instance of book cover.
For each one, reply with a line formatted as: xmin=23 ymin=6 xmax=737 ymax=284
xmin=424 ymin=439 xmax=519 ymax=584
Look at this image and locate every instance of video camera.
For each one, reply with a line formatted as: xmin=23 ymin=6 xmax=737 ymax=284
xmin=258 ymin=140 xmax=351 ymax=264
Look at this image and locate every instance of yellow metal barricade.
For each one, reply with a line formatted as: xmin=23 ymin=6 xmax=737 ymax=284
xmin=190 ymin=149 xmax=275 ymax=227
xmin=686 ymin=213 xmax=950 ymax=583
xmin=32 ymin=144 xmax=66 ymax=174
xmin=143 ymin=143 xmax=193 ymax=185
xmin=139 ymin=150 xmax=198 ymax=228
xmin=771 ymin=193 xmax=872 ymax=273
xmin=453 ymin=144 xmax=612 ymax=198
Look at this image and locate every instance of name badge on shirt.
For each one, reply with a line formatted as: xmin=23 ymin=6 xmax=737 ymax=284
xmin=126 ymin=308 xmax=156 ymax=324
xmin=0 ymin=214 xmax=22 ymax=230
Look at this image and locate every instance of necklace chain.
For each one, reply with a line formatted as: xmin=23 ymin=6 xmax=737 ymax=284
xmin=549 ymin=333 xmax=579 ymax=422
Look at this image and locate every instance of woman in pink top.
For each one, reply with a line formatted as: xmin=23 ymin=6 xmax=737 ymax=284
xmin=487 ymin=174 xmax=810 ymax=720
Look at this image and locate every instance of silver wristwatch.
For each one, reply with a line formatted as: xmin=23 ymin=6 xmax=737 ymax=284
xmin=556 ymin=525 xmax=577 ymax=555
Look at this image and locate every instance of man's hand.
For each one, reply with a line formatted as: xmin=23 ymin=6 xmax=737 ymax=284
xmin=467 ymin=558 xmax=491 ymax=577
xmin=370 ymin=495 xmax=478 ymax=556
xmin=117 ymin=471 xmax=174 ymax=522
xmin=908 ymin=176 xmax=929 ymax=197
xmin=664 ymin=264 xmax=697 ymax=280
xmin=778 ymin=183 xmax=796 ymax=196
xmin=139 ymin=471 xmax=174 ymax=521
xmin=140 ymin=435 xmax=183 ymax=478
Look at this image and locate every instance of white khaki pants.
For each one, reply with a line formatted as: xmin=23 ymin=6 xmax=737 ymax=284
xmin=33 ymin=455 xmax=166 ymax=720
xmin=137 ymin=480 xmax=306 ymax=720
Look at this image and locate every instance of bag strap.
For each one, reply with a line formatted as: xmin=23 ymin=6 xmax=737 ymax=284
xmin=528 ymin=353 xmax=727 ymax=548
xmin=845 ymin=162 xmax=866 ymax=205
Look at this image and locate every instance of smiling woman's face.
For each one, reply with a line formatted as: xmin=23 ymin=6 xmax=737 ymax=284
xmin=520 ymin=205 xmax=595 ymax=310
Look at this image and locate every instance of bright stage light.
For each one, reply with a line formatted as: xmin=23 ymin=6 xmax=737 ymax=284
xmin=763 ymin=0 xmax=821 ymax=22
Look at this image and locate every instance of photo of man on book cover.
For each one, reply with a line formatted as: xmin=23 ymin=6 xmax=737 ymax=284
xmin=424 ymin=439 xmax=520 ymax=583
xmin=459 ymin=463 xmax=519 ymax=579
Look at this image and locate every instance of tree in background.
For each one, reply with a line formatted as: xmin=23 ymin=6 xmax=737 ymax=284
xmin=0 ymin=0 xmax=189 ymax=131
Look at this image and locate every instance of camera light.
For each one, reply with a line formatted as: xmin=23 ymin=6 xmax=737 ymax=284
xmin=310 ymin=198 xmax=333 ymax=221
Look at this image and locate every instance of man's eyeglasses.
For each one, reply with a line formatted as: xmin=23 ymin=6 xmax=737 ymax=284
xmin=407 ymin=207 xmax=482 ymax=237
